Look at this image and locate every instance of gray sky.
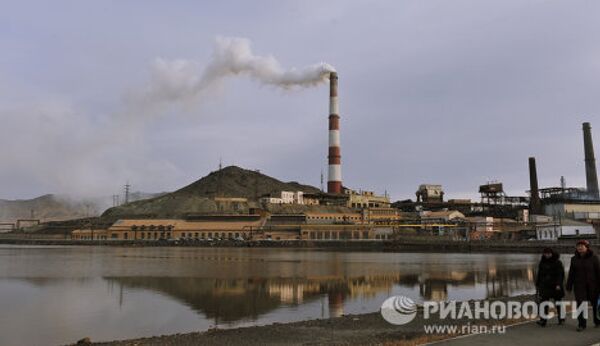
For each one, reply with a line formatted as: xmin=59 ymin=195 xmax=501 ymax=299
xmin=1 ymin=0 xmax=599 ymax=202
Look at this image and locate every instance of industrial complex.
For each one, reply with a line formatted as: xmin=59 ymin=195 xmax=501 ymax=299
xmin=64 ymin=73 xmax=600 ymax=243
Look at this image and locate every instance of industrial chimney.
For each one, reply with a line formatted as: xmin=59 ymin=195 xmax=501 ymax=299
xmin=583 ymin=122 xmax=599 ymax=199
xmin=528 ymin=157 xmax=542 ymax=214
xmin=327 ymin=72 xmax=342 ymax=194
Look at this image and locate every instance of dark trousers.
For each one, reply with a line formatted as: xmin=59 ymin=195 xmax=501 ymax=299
xmin=539 ymin=297 xmax=564 ymax=322
xmin=575 ymin=298 xmax=600 ymax=327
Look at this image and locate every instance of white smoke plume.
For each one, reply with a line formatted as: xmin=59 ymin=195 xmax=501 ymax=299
xmin=139 ymin=36 xmax=336 ymax=105
xmin=1 ymin=36 xmax=335 ymax=208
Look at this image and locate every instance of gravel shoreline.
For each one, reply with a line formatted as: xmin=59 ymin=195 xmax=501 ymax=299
xmin=80 ymin=295 xmax=536 ymax=346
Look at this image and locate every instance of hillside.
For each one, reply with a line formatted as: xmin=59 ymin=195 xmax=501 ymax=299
xmin=101 ymin=166 xmax=322 ymax=220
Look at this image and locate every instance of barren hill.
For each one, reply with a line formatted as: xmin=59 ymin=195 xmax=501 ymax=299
xmin=101 ymin=166 xmax=322 ymax=220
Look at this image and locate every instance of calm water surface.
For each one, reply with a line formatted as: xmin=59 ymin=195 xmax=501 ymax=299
xmin=0 ymin=245 xmax=540 ymax=345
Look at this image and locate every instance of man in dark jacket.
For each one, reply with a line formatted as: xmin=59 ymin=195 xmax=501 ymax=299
xmin=536 ymin=247 xmax=565 ymax=326
xmin=566 ymin=240 xmax=600 ymax=331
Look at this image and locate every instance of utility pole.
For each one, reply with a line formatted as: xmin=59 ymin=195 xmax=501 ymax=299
xmin=254 ymin=170 xmax=259 ymax=201
xmin=124 ymin=182 xmax=131 ymax=204
xmin=320 ymin=169 xmax=324 ymax=192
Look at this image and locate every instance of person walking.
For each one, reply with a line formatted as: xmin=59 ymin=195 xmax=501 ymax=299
xmin=566 ymin=239 xmax=600 ymax=331
xmin=536 ymin=247 xmax=565 ymax=327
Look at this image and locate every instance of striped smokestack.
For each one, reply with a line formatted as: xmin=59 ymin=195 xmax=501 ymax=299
xmin=583 ymin=122 xmax=600 ymax=199
xmin=327 ymin=72 xmax=342 ymax=194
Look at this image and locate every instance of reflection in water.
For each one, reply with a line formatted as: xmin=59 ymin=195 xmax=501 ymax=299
xmin=105 ymin=266 xmax=536 ymax=322
xmin=0 ymin=246 xmax=539 ymax=346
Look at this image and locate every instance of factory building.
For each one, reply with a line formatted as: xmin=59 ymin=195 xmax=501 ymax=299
xmin=72 ymin=211 xmax=400 ymax=241
xmin=543 ymin=202 xmax=600 ymax=221
xmin=214 ymin=197 xmax=248 ymax=212
xmin=267 ymin=209 xmax=399 ymax=226
xmin=304 ymin=212 xmax=363 ymax=224
xmin=74 ymin=215 xmax=266 ymax=241
xmin=303 ymin=195 xmax=320 ymax=205
xmin=259 ymin=191 xmax=304 ymax=205
xmin=416 ymin=185 xmax=444 ymax=203
xmin=479 ymin=183 xmax=527 ymax=206
xmin=420 ymin=210 xmax=465 ymax=223
xmin=344 ymin=188 xmax=391 ymax=208
xmin=536 ymin=219 xmax=596 ymax=241
xmin=529 ymin=122 xmax=600 ymax=225
xmin=362 ymin=207 xmax=401 ymax=224
xmin=464 ymin=216 xmax=494 ymax=233
xmin=418 ymin=210 xmax=465 ymax=236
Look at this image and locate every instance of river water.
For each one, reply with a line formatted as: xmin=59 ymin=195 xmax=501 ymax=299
xmin=0 ymin=245 xmax=540 ymax=345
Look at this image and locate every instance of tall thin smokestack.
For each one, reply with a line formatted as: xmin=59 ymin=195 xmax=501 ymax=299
xmin=528 ymin=157 xmax=541 ymax=214
xmin=327 ymin=72 xmax=342 ymax=194
xmin=583 ymin=122 xmax=600 ymax=199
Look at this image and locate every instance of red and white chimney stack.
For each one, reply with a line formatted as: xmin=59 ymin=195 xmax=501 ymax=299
xmin=327 ymin=72 xmax=342 ymax=194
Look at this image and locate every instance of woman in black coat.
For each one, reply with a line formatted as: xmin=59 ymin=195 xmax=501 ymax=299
xmin=536 ymin=247 xmax=565 ymax=326
xmin=566 ymin=240 xmax=600 ymax=330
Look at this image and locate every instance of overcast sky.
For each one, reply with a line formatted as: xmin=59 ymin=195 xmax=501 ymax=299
xmin=1 ymin=0 xmax=599 ymax=202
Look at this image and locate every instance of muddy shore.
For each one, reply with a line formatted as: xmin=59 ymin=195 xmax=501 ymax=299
xmin=82 ymin=295 xmax=536 ymax=346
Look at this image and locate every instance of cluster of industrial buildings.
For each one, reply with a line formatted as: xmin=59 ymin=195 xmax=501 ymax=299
xmin=73 ymin=72 xmax=600 ymax=243
xmin=73 ymin=187 xmax=400 ymax=241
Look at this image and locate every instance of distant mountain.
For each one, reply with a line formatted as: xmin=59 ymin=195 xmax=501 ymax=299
xmin=0 ymin=192 xmax=163 ymax=224
xmin=101 ymin=166 xmax=322 ymax=220
xmin=0 ymin=194 xmax=96 ymax=223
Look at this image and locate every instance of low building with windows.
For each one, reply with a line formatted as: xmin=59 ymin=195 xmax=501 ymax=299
xmin=536 ymin=219 xmax=596 ymax=241
xmin=304 ymin=212 xmax=364 ymax=224
xmin=362 ymin=207 xmax=400 ymax=224
xmin=79 ymin=215 xmax=268 ymax=241
xmin=300 ymin=226 xmax=384 ymax=241
xmin=71 ymin=229 xmax=109 ymax=240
